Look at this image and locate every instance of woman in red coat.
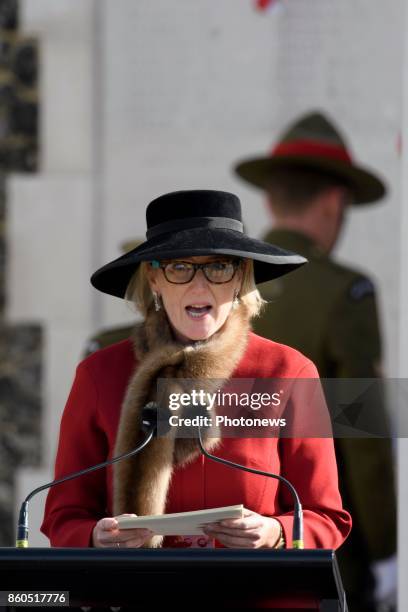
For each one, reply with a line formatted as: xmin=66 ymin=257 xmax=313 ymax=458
xmin=41 ymin=189 xmax=351 ymax=550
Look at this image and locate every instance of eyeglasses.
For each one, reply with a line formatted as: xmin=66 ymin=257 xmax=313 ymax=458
xmin=151 ymin=259 xmax=241 ymax=284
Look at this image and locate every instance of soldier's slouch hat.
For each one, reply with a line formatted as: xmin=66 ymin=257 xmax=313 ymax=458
xmin=234 ymin=111 xmax=386 ymax=205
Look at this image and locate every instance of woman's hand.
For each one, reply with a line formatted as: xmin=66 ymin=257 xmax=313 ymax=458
xmin=92 ymin=513 xmax=154 ymax=548
xmin=202 ymin=508 xmax=282 ymax=549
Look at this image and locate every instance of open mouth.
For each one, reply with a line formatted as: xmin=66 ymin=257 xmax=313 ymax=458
xmin=185 ymin=304 xmax=212 ymax=319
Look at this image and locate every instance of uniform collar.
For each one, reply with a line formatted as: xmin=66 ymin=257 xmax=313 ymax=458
xmin=262 ymin=228 xmax=326 ymax=260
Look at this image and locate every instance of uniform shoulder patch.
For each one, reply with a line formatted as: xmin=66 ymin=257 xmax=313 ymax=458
xmin=83 ymin=339 xmax=102 ymax=356
xmin=348 ymin=277 xmax=375 ymax=301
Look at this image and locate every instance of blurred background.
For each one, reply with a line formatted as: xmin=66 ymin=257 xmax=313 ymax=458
xmin=0 ymin=0 xmax=407 ymax=608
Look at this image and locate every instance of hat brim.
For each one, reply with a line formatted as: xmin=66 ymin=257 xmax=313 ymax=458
xmin=91 ymin=227 xmax=307 ymax=299
xmin=234 ymin=155 xmax=387 ymax=204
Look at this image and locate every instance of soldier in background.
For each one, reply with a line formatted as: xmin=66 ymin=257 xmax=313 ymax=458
xmin=83 ymin=240 xmax=141 ymax=357
xmin=234 ymin=111 xmax=396 ymax=612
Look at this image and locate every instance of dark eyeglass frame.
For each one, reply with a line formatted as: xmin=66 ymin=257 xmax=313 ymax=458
xmin=150 ymin=258 xmax=242 ymax=284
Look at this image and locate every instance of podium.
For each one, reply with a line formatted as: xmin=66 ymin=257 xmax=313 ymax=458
xmin=0 ymin=548 xmax=347 ymax=610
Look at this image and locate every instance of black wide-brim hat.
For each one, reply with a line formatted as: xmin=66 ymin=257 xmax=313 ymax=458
xmin=234 ymin=111 xmax=386 ymax=205
xmin=91 ymin=190 xmax=307 ymax=299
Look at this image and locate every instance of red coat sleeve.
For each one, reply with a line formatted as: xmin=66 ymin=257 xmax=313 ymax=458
xmin=40 ymin=362 xmax=109 ymax=546
xmin=275 ymin=361 xmax=352 ymax=549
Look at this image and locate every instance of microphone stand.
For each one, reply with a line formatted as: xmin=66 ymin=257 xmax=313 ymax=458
xmin=197 ymin=426 xmax=304 ymax=549
xmin=16 ymin=403 xmax=158 ymax=548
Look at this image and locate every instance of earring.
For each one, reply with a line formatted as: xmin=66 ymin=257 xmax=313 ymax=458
xmin=153 ymin=291 xmax=161 ymax=312
xmin=232 ymin=289 xmax=240 ymax=310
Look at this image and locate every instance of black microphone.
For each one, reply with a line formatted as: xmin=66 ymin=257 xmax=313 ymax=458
xmin=141 ymin=401 xmax=304 ymax=548
xmin=148 ymin=402 xmax=303 ymax=548
xmin=16 ymin=402 xmax=160 ymax=548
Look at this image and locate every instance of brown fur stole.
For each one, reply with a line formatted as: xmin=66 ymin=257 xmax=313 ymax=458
xmin=112 ymin=302 xmax=250 ymax=547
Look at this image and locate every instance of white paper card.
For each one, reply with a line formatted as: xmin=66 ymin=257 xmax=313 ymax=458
xmin=116 ymin=504 xmax=244 ymax=535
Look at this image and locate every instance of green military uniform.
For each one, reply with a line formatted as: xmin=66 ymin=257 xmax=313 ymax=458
xmin=253 ymin=228 xmax=396 ymax=610
xmin=83 ymin=324 xmax=134 ymax=358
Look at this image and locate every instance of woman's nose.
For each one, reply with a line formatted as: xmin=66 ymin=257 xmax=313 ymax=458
xmin=190 ymin=268 xmax=209 ymax=288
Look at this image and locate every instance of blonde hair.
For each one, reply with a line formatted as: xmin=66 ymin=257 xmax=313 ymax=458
xmin=125 ymin=258 xmax=267 ymax=319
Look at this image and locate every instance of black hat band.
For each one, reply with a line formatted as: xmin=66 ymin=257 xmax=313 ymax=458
xmin=146 ymin=216 xmax=244 ymax=240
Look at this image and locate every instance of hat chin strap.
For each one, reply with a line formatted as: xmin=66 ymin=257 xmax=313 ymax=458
xmin=146 ymin=216 xmax=244 ymax=239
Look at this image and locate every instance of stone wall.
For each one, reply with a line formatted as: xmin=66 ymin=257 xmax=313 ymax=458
xmin=0 ymin=323 xmax=41 ymax=544
xmin=0 ymin=0 xmax=42 ymax=546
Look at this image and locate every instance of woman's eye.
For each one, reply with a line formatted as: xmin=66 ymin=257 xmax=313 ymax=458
xmin=172 ymin=263 xmax=191 ymax=271
xmin=208 ymin=262 xmax=229 ymax=271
